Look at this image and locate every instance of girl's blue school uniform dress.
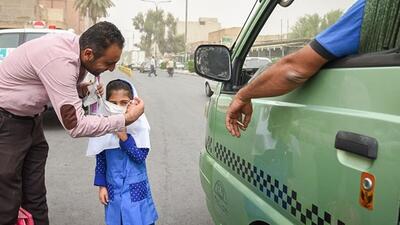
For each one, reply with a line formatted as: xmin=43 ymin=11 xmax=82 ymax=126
xmin=94 ymin=134 xmax=158 ymax=225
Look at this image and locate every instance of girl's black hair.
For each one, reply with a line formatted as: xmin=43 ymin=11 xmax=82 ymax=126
xmin=106 ymin=79 xmax=134 ymax=100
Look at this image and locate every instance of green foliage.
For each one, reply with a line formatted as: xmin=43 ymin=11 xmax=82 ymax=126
xmin=271 ymin=57 xmax=281 ymax=64
xmin=74 ymin=0 xmax=114 ymax=24
xmin=290 ymin=9 xmax=343 ymax=39
xmin=133 ymin=9 xmax=185 ymax=57
xmin=187 ymin=60 xmax=194 ymax=73
xmin=160 ymin=61 xmax=166 ymax=69
xmin=320 ymin=9 xmax=343 ymax=31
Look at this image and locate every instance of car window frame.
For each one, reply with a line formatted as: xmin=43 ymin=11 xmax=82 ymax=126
xmin=23 ymin=32 xmax=48 ymax=43
xmin=221 ymin=0 xmax=280 ymax=94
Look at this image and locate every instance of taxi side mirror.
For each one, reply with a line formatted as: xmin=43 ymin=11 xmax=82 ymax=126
xmin=194 ymin=45 xmax=232 ymax=82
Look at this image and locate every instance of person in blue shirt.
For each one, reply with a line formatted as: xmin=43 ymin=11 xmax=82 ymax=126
xmin=87 ymin=79 xmax=158 ymax=225
xmin=226 ymin=0 xmax=368 ymax=137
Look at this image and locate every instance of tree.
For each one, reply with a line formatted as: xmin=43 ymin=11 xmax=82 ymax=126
xmin=133 ymin=9 xmax=185 ymax=57
xmin=290 ymin=9 xmax=343 ymax=39
xmin=320 ymin=9 xmax=343 ymax=31
xmin=74 ymin=0 xmax=114 ymax=24
xmin=290 ymin=13 xmax=321 ymax=39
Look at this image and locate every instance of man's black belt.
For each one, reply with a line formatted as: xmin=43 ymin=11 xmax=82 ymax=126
xmin=0 ymin=108 xmax=39 ymax=120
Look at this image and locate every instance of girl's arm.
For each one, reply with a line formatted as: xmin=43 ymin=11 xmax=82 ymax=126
xmin=94 ymin=151 xmax=107 ymax=186
xmin=119 ymin=134 xmax=149 ymax=163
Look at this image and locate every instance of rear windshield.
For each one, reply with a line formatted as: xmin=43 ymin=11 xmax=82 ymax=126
xmin=243 ymin=57 xmax=272 ymax=69
xmin=0 ymin=33 xmax=20 ymax=48
xmin=25 ymin=33 xmax=47 ymax=42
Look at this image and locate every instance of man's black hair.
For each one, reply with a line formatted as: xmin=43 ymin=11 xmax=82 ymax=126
xmin=79 ymin=21 xmax=125 ymax=59
xmin=106 ymin=79 xmax=134 ymax=100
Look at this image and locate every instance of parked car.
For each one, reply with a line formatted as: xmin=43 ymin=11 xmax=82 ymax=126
xmin=139 ymin=61 xmax=151 ymax=73
xmin=0 ymin=28 xmax=73 ymax=64
xmin=0 ymin=28 xmax=73 ymax=111
xmin=195 ymin=0 xmax=400 ymax=224
xmin=128 ymin=62 xmax=144 ymax=71
xmin=175 ymin=61 xmax=185 ymax=70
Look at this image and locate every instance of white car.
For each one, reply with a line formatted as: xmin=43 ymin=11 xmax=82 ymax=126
xmin=0 ymin=28 xmax=73 ymax=63
xmin=175 ymin=61 xmax=185 ymax=70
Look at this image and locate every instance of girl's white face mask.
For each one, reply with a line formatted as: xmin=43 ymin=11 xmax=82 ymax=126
xmin=103 ymin=100 xmax=127 ymax=115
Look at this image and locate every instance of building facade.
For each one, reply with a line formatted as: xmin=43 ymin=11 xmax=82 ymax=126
xmin=0 ymin=0 xmax=37 ymax=29
xmin=0 ymin=0 xmax=88 ymax=33
xmin=177 ymin=17 xmax=221 ymax=44
xmin=38 ymin=0 xmax=88 ymax=33
xmin=208 ymin=27 xmax=241 ymax=47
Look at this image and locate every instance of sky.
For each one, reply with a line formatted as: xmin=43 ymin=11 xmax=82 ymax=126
xmin=105 ymin=0 xmax=355 ymax=48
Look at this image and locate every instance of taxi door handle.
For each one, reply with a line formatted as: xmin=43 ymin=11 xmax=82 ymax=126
xmin=334 ymin=131 xmax=378 ymax=160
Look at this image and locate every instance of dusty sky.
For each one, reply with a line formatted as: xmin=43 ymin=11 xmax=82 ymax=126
xmin=104 ymin=0 xmax=355 ymax=46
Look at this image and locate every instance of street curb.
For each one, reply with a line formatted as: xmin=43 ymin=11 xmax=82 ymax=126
xmin=162 ymin=69 xmax=197 ymax=76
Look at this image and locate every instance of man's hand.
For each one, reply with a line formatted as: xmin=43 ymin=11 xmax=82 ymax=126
xmin=225 ymin=95 xmax=253 ymax=138
xmin=124 ymin=97 xmax=144 ymax=126
xmin=225 ymin=45 xmax=329 ymax=138
xmin=116 ymin=127 xmax=128 ymax=141
xmin=78 ymin=81 xmax=104 ymax=97
xmin=78 ymin=81 xmax=92 ymax=98
xmin=99 ymin=186 xmax=109 ymax=205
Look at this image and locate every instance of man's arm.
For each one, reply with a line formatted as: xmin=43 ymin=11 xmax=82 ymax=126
xmin=226 ymin=45 xmax=328 ymax=137
xmin=238 ymin=45 xmax=327 ymax=101
xmin=38 ymin=58 xmax=143 ymax=138
xmin=226 ymin=0 xmax=366 ymax=137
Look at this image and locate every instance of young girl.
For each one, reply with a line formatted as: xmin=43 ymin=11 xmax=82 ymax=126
xmin=87 ymin=79 xmax=158 ymax=225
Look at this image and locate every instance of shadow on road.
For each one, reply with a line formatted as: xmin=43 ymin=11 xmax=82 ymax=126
xmin=42 ymin=110 xmax=63 ymax=130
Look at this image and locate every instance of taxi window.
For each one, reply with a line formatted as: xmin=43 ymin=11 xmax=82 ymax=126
xmin=25 ymin=33 xmax=47 ymax=42
xmin=240 ymin=0 xmax=355 ymax=84
xmin=0 ymin=33 xmax=20 ymax=48
xmin=253 ymin=0 xmax=354 ymax=61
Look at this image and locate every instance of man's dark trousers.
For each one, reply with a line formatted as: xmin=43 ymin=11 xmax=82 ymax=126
xmin=0 ymin=110 xmax=49 ymax=225
xmin=148 ymin=65 xmax=157 ymax=77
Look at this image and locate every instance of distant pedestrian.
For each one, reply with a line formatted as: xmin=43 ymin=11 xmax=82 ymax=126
xmin=166 ymin=58 xmax=174 ymax=77
xmin=148 ymin=56 xmax=157 ymax=77
xmin=87 ymin=79 xmax=158 ymax=225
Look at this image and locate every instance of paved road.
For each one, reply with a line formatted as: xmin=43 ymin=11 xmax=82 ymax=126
xmin=44 ymin=70 xmax=213 ymax=225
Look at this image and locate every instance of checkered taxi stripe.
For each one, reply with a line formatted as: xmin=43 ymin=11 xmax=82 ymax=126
xmin=208 ymin=138 xmax=346 ymax=225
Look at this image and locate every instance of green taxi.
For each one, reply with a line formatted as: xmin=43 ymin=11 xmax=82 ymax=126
xmin=195 ymin=0 xmax=400 ymax=224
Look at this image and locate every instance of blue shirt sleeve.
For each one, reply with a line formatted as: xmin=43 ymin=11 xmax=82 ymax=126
xmin=94 ymin=151 xmax=107 ymax=187
xmin=119 ymin=134 xmax=149 ymax=163
xmin=311 ymin=0 xmax=366 ymax=60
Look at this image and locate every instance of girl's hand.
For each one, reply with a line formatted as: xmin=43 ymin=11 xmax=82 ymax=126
xmin=116 ymin=127 xmax=128 ymax=141
xmin=99 ymin=186 xmax=109 ymax=205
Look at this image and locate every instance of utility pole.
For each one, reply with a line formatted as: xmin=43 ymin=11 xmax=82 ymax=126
xmin=287 ymin=19 xmax=289 ymax=40
xmin=184 ymin=0 xmax=188 ymax=62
